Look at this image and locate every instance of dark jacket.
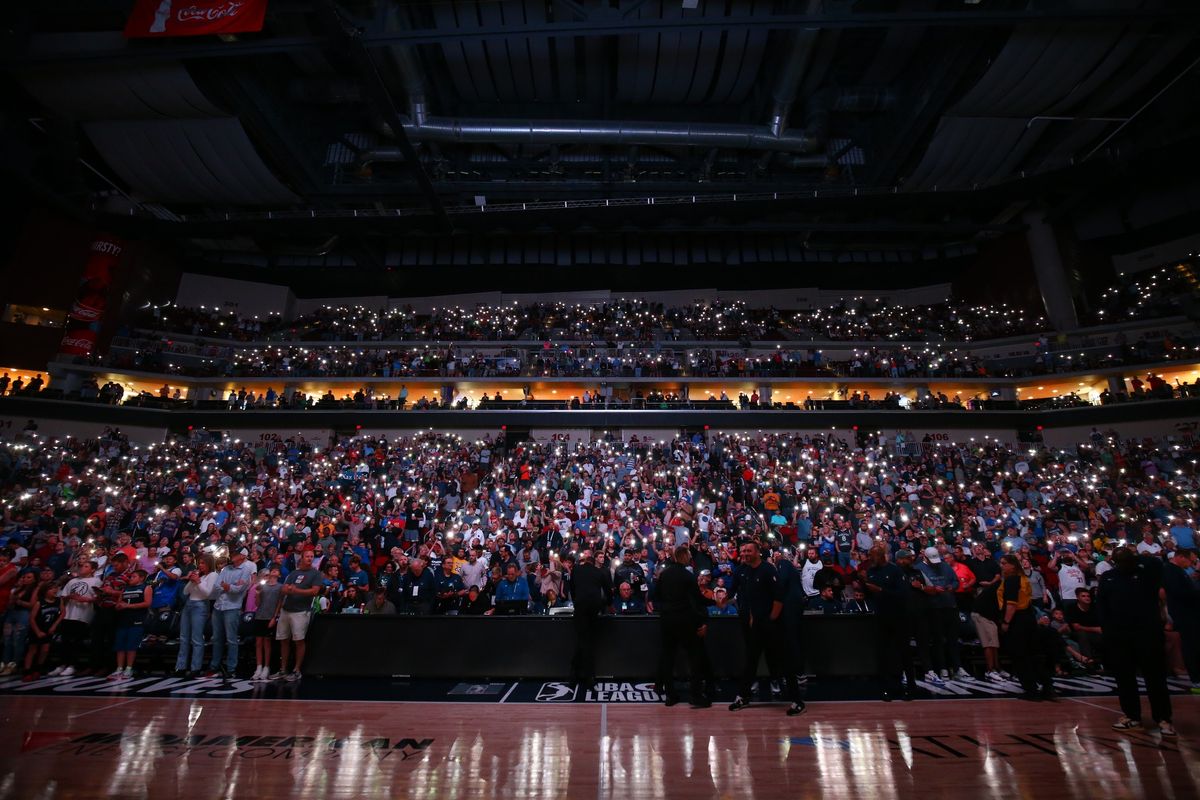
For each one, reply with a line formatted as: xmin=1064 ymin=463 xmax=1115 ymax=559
xmin=653 ymin=562 xmax=707 ymax=627
xmin=571 ymin=562 xmax=613 ymax=611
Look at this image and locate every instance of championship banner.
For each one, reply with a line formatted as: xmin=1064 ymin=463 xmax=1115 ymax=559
xmin=123 ymin=0 xmax=269 ymax=39
xmin=59 ymin=236 xmax=123 ymax=358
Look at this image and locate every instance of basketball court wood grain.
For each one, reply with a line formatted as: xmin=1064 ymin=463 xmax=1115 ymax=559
xmin=0 ymin=694 xmax=1196 ymax=799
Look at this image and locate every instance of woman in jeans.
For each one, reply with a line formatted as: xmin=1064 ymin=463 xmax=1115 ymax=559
xmin=174 ymin=553 xmax=218 ymax=678
xmin=1 ymin=573 xmax=38 ymax=675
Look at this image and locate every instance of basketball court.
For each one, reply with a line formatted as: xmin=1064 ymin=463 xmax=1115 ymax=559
xmin=1 ymin=676 xmax=1196 ymax=799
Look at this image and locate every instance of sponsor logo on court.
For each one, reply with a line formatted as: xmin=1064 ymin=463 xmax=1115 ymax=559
xmin=534 ymin=681 xmax=661 ymax=703
xmin=535 ymin=682 xmax=578 ymax=702
xmin=0 ymin=674 xmax=260 ymax=698
xmin=22 ymin=730 xmax=434 ymax=762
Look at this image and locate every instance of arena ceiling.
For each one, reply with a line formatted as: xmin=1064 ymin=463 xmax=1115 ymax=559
xmin=3 ymin=0 xmax=1200 ymax=269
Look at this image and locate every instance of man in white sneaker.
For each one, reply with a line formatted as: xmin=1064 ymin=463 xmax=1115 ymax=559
xmin=271 ymin=548 xmax=322 ymax=681
xmin=52 ymin=561 xmax=101 ymax=677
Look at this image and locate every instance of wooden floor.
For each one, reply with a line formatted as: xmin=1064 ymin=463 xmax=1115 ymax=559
xmin=0 ymin=693 xmax=1196 ymax=799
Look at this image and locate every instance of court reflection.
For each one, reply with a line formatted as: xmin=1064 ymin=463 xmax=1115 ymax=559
xmin=0 ymin=696 xmax=1197 ymax=799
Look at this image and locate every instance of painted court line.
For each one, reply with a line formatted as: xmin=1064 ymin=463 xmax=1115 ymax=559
xmin=69 ymin=697 xmax=142 ymax=719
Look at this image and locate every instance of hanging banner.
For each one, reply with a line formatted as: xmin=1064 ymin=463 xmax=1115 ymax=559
xmin=59 ymin=236 xmax=123 ymax=358
xmin=123 ymin=1 xmax=269 ymax=39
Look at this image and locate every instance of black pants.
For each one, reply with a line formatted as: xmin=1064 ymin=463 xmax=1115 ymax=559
xmin=780 ymin=605 xmax=806 ymax=677
xmin=1177 ymin=623 xmax=1200 ymax=683
xmin=571 ymin=604 xmax=602 ymax=685
xmin=60 ymin=619 xmax=90 ymax=668
xmin=912 ymin=611 xmax=933 ymax=672
xmin=90 ymin=608 xmax=117 ymax=672
xmin=928 ymin=607 xmax=960 ymax=672
xmin=738 ymin=618 xmax=800 ymax=703
xmin=657 ymin=617 xmax=713 ymax=699
xmin=879 ymin=613 xmax=917 ymax=694
xmin=1105 ymin=630 xmax=1172 ymax=723
xmin=1002 ymin=612 xmax=1051 ymax=695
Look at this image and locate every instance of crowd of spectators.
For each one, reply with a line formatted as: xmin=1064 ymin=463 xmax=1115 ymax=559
xmin=0 ymin=424 xmax=1197 ymax=696
xmin=91 ymin=327 xmax=1199 ymax=385
xmin=126 ymin=266 xmax=1197 ymax=349
xmin=130 ymin=297 xmax=1058 ymax=345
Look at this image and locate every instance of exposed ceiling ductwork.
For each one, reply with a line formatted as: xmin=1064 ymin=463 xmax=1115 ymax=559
xmin=362 ymin=86 xmax=891 ymax=160
xmin=370 ymin=15 xmax=892 ymax=159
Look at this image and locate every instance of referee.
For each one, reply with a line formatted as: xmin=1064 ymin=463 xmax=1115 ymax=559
xmin=653 ymin=546 xmax=714 ymax=707
xmin=729 ymin=542 xmax=805 ymax=716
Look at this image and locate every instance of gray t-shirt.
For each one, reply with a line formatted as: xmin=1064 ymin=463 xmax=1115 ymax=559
xmin=255 ymin=582 xmax=283 ymax=620
xmin=281 ymin=567 xmax=322 ymax=612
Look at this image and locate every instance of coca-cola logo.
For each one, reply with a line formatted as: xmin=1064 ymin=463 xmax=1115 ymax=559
xmin=60 ymin=337 xmax=95 ymax=351
xmin=90 ymin=240 xmax=123 ymax=257
xmin=177 ymin=2 xmax=245 ymax=23
xmin=69 ymin=304 xmax=104 ymax=322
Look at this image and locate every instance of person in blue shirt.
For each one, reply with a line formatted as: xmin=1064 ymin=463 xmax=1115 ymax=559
xmin=915 ymin=547 xmax=964 ymax=681
xmin=434 ymin=559 xmax=467 ymax=614
xmin=1000 ymin=527 xmax=1026 ymax=556
xmin=1169 ymin=519 xmax=1196 ymax=550
xmin=614 ymin=582 xmax=646 ymax=614
xmin=707 ymin=587 xmax=738 ymax=615
xmin=728 ymin=542 xmax=804 ymax=716
xmin=493 ymin=563 xmax=531 ymax=613
xmin=794 ymin=510 xmax=812 ymax=543
xmin=395 ymin=558 xmax=436 ymax=614
xmin=344 ymin=556 xmax=370 ymax=589
xmin=149 ymin=554 xmax=182 ymax=613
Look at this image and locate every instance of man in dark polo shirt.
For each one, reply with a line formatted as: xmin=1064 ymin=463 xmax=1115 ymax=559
xmin=864 ymin=546 xmax=914 ymax=701
xmin=654 ymin=545 xmax=713 ymax=707
xmin=569 ymin=550 xmax=612 ymax=689
xmin=728 ymin=542 xmax=804 ymax=716
xmin=1099 ymin=548 xmax=1173 ymax=735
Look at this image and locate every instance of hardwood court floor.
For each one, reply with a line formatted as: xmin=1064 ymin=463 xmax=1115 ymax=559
xmin=0 ymin=693 xmax=1196 ymax=799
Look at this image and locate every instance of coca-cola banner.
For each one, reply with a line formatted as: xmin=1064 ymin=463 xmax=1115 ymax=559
xmin=59 ymin=236 xmax=123 ymax=358
xmin=123 ymin=0 xmax=269 ymax=39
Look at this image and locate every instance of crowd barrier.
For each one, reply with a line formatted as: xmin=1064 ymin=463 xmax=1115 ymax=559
xmin=303 ymin=613 xmax=880 ymax=679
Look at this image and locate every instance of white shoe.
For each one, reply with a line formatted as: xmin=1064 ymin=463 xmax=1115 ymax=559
xmin=60 ymin=666 xmax=75 ymax=677
xmin=106 ymin=670 xmax=124 ymax=681
xmin=939 ymin=669 xmax=950 ymax=679
xmin=924 ymin=670 xmax=945 ymax=686
xmin=256 ymin=667 xmax=269 ymax=681
xmin=122 ymin=667 xmax=133 ymax=680
xmin=985 ymin=671 xmax=1003 ymax=682
xmin=0 ymin=663 xmax=13 ymax=677
xmin=955 ymin=668 xmax=972 ymax=681
xmin=999 ymin=670 xmax=1013 ymax=680
xmin=269 ymin=670 xmax=288 ymax=681
xmin=48 ymin=666 xmax=65 ymax=677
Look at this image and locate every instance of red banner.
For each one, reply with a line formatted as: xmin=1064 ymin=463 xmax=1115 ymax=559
xmin=123 ymin=0 xmax=268 ymax=39
xmin=59 ymin=236 xmax=123 ymax=358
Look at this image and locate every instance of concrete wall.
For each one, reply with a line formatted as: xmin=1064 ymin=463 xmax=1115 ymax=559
xmin=176 ymin=274 xmax=294 ymax=318
xmin=1041 ymin=419 xmax=1200 ymax=448
xmin=0 ymin=416 xmax=166 ymax=444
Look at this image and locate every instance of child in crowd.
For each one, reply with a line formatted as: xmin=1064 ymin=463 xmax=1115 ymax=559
xmin=111 ymin=569 xmax=152 ymax=680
